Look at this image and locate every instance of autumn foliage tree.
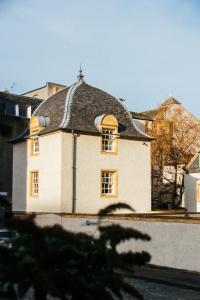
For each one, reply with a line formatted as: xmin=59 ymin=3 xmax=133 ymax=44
xmin=0 ymin=203 xmax=151 ymax=300
xmin=147 ymin=103 xmax=200 ymax=208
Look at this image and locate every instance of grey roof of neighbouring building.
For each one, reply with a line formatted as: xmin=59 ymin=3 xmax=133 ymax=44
xmin=33 ymin=78 xmax=152 ymax=141
xmin=0 ymin=91 xmax=42 ymax=117
xmin=0 ymin=91 xmax=42 ymax=106
xmin=131 ymin=111 xmax=153 ymax=121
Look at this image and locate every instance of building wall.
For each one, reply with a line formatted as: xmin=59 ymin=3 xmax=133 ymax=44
xmin=35 ymin=215 xmax=200 ymax=273
xmin=0 ymin=116 xmax=28 ymax=201
xmin=26 ymin=131 xmax=63 ymax=212
xmin=184 ymin=173 xmax=200 ymax=212
xmin=13 ymin=131 xmax=151 ymax=214
xmin=12 ymin=141 xmax=28 ymax=211
xmin=71 ymin=134 xmax=151 ymax=213
xmin=13 ymin=132 xmax=63 ymax=212
xmin=24 ymin=86 xmax=48 ymax=100
xmin=23 ymin=83 xmax=65 ymax=100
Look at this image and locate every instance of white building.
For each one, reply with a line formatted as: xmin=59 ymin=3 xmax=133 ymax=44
xmin=12 ymin=71 xmax=152 ymax=214
xmin=185 ymin=152 xmax=200 ymax=212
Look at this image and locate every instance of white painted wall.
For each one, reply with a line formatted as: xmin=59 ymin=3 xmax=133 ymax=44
xmin=13 ymin=132 xmax=151 ymax=214
xmin=35 ymin=215 xmax=200 ymax=273
xmin=13 ymin=132 xmax=63 ymax=213
xmin=60 ymin=132 xmax=151 ymax=214
xmin=184 ymin=173 xmax=200 ymax=212
xmin=26 ymin=131 xmax=63 ymax=213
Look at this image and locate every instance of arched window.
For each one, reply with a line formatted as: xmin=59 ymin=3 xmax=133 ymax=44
xmin=95 ymin=114 xmax=119 ymax=154
xmin=29 ymin=117 xmax=41 ymax=155
xmin=101 ymin=115 xmax=118 ymax=153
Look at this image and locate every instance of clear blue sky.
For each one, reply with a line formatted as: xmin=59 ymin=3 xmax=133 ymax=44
xmin=1 ymin=0 xmax=200 ymax=115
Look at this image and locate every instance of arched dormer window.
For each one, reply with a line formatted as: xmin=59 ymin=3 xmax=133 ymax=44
xmin=95 ymin=114 xmax=119 ymax=154
xmin=30 ymin=116 xmax=41 ymax=155
xmin=29 ymin=116 xmax=49 ymax=155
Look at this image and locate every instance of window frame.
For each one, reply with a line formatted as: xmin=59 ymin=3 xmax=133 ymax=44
xmin=101 ymin=126 xmax=118 ymax=154
xmin=30 ymin=171 xmax=39 ymax=197
xmin=100 ymin=169 xmax=118 ymax=198
xmin=30 ymin=130 xmax=39 ymax=156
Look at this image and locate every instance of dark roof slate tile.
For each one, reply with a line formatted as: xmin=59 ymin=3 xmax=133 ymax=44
xmin=34 ymin=80 xmax=152 ymax=141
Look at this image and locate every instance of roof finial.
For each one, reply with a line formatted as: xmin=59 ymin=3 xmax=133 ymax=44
xmin=77 ymin=64 xmax=84 ymax=81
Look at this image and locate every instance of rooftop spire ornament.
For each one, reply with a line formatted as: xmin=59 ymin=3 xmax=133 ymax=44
xmin=77 ymin=64 xmax=84 ymax=81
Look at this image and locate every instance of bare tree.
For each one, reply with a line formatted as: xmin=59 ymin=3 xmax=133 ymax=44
xmin=147 ymin=105 xmax=200 ymax=208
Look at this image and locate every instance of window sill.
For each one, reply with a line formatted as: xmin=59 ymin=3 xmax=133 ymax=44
xmin=100 ymin=150 xmax=118 ymax=155
xmin=100 ymin=194 xmax=118 ymax=198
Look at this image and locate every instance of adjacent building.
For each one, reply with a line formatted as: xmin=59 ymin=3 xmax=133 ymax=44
xmin=22 ymin=82 xmax=66 ymax=100
xmin=0 ymin=92 xmax=42 ymax=201
xmin=184 ymin=152 xmax=200 ymax=212
xmin=142 ymin=97 xmax=200 ymax=209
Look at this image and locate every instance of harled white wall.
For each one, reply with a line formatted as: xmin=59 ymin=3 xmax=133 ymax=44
xmin=13 ymin=132 xmax=151 ymax=214
xmin=61 ymin=133 xmax=151 ymax=214
xmin=185 ymin=173 xmax=200 ymax=212
xmin=26 ymin=131 xmax=63 ymax=212
xmin=13 ymin=132 xmax=63 ymax=213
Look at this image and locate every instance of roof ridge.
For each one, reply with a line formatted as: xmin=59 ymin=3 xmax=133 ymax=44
xmin=115 ymin=97 xmax=153 ymax=140
xmin=59 ymin=79 xmax=83 ymax=128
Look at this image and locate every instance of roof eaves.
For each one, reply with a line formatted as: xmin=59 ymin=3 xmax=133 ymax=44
xmin=131 ymin=111 xmax=153 ymax=121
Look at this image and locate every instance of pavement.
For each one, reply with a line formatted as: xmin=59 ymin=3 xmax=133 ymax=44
xmin=127 ymin=264 xmax=200 ymax=291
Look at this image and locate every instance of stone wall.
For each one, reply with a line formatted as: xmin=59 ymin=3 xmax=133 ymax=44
xmin=35 ymin=214 xmax=200 ymax=273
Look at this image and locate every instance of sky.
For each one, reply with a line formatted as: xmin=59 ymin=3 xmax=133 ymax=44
xmin=1 ymin=0 xmax=200 ymax=115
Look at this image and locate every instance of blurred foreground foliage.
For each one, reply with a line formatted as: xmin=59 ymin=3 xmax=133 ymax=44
xmin=0 ymin=203 xmax=151 ymax=300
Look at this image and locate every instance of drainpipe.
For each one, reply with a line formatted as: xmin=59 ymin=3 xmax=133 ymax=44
xmin=72 ymin=131 xmax=77 ymax=213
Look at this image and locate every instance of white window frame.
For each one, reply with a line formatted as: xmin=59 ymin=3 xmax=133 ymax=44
xmin=101 ymin=128 xmax=116 ymax=152
xmin=101 ymin=170 xmax=118 ymax=197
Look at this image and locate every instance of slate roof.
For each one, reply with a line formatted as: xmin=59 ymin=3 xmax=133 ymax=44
xmin=34 ymin=78 xmax=152 ymax=141
xmin=141 ymin=108 xmax=159 ymax=119
xmin=131 ymin=111 xmax=153 ymax=121
xmin=0 ymin=92 xmax=42 ymax=118
xmin=0 ymin=91 xmax=42 ymax=106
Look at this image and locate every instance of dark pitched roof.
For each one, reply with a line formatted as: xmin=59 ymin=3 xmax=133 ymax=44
xmin=34 ymin=79 xmax=152 ymax=141
xmin=131 ymin=111 xmax=153 ymax=121
xmin=0 ymin=91 xmax=42 ymax=106
xmin=140 ymin=109 xmax=159 ymax=119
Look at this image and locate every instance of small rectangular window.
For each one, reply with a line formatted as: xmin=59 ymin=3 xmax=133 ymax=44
xmin=102 ymin=128 xmax=116 ymax=152
xmin=32 ymin=136 xmax=39 ymax=154
xmin=101 ymin=170 xmax=117 ymax=197
xmin=31 ymin=171 xmax=39 ymax=196
xmin=31 ymin=130 xmax=39 ymax=155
